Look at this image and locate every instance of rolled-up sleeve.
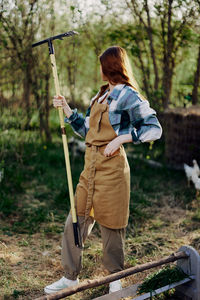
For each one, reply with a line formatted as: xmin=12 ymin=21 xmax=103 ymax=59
xmin=64 ymin=108 xmax=87 ymax=138
xmin=126 ymin=91 xmax=162 ymax=144
xmin=64 ymin=91 xmax=99 ymax=139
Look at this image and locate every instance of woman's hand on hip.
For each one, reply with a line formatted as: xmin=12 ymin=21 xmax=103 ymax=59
xmin=53 ymin=95 xmax=73 ymax=118
xmin=104 ymin=136 xmax=122 ymax=156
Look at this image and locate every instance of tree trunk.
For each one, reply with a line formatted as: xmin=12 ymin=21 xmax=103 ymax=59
xmin=36 ymin=91 xmax=45 ymax=140
xmin=192 ymin=42 xmax=200 ymax=105
xmin=161 ymin=0 xmax=174 ymax=109
xmin=23 ymin=71 xmax=31 ymax=129
xmin=31 ymin=75 xmax=45 ymax=141
xmin=137 ymin=47 xmax=150 ymax=98
xmin=94 ymin=49 xmax=100 ymax=90
xmin=66 ymin=58 xmax=76 ymax=106
xmin=144 ymin=0 xmax=159 ymax=90
xmin=162 ymin=68 xmax=173 ymax=109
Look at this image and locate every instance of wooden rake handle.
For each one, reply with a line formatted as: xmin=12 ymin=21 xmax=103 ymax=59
xmin=50 ymin=53 xmax=81 ymax=248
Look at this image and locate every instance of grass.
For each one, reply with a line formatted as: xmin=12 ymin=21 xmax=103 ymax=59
xmin=137 ymin=265 xmax=190 ymax=294
xmin=0 ymin=110 xmax=200 ymax=299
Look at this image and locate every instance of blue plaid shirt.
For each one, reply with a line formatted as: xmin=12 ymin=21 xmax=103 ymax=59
xmin=64 ymin=84 xmax=162 ymax=144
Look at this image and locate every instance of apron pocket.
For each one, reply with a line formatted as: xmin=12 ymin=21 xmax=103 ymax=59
xmin=97 ymin=146 xmax=124 ymax=170
xmin=98 ymin=145 xmax=121 ymax=157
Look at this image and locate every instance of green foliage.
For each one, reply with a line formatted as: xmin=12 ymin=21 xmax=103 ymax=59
xmin=11 ymin=206 xmax=49 ymax=234
xmin=0 ymin=113 xmax=85 ymax=233
xmin=12 ymin=289 xmax=26 ymax=298
xmin=137 ymin=265 xmax=190 ymax=295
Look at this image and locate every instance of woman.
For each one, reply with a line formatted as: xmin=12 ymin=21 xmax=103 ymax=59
xmin=44 ymin=46 xmax=162 ymax=295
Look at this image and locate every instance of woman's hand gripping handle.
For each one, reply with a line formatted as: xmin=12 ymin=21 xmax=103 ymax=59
xmin=53 ymin=94 xmax=73 ymax=119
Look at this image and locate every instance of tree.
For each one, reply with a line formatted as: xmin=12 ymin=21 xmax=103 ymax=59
xmin=124 ymin=0 xmax=195 ymax=109
xmin=0 ymin=0 xmax=55 ymax=141
xmin=0 ymin=0 xmax=40 ymax=124
xmin=192 ymin=0 xmax=200 ymax=105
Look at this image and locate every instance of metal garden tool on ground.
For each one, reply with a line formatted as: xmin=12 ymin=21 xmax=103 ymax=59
xmin=32 ymin=31 xmax=82 ymax=248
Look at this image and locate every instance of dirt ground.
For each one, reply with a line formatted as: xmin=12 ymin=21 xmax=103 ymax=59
xmin=1 ymin=199 xmax=200 ymax=300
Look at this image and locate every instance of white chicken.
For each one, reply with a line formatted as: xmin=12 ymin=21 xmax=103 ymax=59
xmin=183 ymin=160 xmax=200 ymax=187
xmin=191 ymin=172 xmax=200 ymax=197
xmin=193 ymin=159 xmax=200 ymax=177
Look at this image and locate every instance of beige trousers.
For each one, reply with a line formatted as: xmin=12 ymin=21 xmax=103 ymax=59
xmin=61 ymin=214 xmax=126 ymax=280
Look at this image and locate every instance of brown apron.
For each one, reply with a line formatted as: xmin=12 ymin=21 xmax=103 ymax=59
xmin=74 ymin=96 xmax=130 ymax=229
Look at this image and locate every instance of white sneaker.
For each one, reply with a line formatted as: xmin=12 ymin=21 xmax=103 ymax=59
xmin=44 ymin=276 xmax=79 ymax=294
xmin=109 ymin=279 xmax=122 ymax=293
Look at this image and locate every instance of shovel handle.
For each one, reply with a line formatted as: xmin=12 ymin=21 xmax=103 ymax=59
xmin=50 ymin=53 xmax=78 ymax=225
xmin=73 ymin=222 xmax=82 ymax=248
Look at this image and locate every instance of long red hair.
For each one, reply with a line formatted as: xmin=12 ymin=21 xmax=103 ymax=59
xmin=98 ymin=46 xmax=145 ymax=99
